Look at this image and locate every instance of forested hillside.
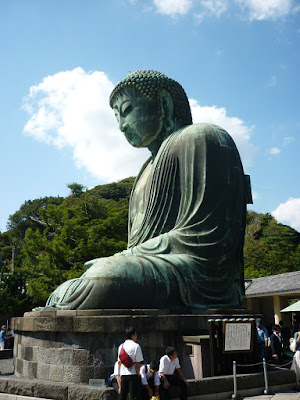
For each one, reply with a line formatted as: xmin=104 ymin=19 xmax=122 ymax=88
xmin=244 ymin=211 xmax=300 ymax=278
xmin=0 ymin=177 xmax=299 ymax=315
xmin=0 ymin=177 xmax=134 ymax=314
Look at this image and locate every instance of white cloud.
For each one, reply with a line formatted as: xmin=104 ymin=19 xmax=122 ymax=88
xmin=190 ymin=99 xmax=255 ymax=168
xmin=23 ymin=68 xmax=256 ymax=185
xmin=269 ymin=146 xmax=281 ymax=155
xmin=272 ymin=197 xmax=300 ymax=231
xmin=283 ymin=136 xmax=295 ymax=146
xmin=201 ymin=0 xmax=228 ymax=17
xmin=23 ymin=67 xmax=149 ymax=182
xmin=252 ymin=191 xmax=259 ymax=200
xmin=151 ymin=0 xmax=297 ymax=20
xmin=195 ymin=0 xmax=227 ymax=22
xmin=235 ymin=0 xmax=293 ymax=21
xmin=153 ymin=0 xmax=193 ymax=15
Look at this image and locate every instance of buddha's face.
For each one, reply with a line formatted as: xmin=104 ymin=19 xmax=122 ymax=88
xmin=113 ymin=87 xmax=163 ymax=148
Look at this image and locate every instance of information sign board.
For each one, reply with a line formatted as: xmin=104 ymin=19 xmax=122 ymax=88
xmin=223 ymin=321 xmax=253 ymax=352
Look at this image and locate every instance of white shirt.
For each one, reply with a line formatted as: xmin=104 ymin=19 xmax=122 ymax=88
xmin=118 ymin=339 xmax=144 ymax=375
xmin=140 ymin=364 xmax=160 ymax=387
xmin=159 ymin=355 xmax=180 ymax=375
xmin=274 ymin=332 xmax=281 ymax=342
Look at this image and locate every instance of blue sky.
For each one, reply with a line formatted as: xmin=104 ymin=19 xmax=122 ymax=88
xmin=0 ymin=0 xmax=300 ymax=233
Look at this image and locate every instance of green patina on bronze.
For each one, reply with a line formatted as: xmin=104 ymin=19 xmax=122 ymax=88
xmin=45 ymin=70 xmax=252 ymax=311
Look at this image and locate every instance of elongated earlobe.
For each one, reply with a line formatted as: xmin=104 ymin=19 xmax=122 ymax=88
xmin=159 ymin=90 xmax=175 ymax=134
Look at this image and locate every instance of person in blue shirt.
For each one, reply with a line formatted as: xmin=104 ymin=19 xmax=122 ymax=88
xmin=256 ymin=318 xmax=268 ymax=362
xmin=0 ymin=325 xmax=7 ymax=351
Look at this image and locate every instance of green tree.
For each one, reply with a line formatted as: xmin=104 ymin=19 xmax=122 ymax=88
xmin=11 ymin=178 xmax=134 ymax=306
xmin=67 ymin=183 xmax=86 ymax=196
xmin=244 ymin=211 xmax=300 ymax=278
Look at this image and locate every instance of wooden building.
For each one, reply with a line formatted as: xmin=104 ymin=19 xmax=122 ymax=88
xmin=245 ymin=271 xmax=300 ymax=330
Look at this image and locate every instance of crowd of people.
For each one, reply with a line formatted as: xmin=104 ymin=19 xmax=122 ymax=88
xmin=255 ymin=317 xmax=299 ymax=367
xmin=109 ymin=327 xmax=188 ymax=400
xmin=0 ymin=325 xmax=14 ymax=351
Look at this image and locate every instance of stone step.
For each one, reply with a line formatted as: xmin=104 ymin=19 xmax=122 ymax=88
xmin=0 ymin=369 xmax=297 ymax=400
xmin=0 ymin=394 xmax=53 ymax=400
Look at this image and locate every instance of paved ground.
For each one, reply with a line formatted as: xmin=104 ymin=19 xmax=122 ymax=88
xmin=0 ymin=358 xmax=14 ymax=375
xmin=238 ymin=393 xmax=300 ymax=400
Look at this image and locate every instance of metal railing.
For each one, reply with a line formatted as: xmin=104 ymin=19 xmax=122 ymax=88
xmin=231 ymin=358 xmax=294 ymax=399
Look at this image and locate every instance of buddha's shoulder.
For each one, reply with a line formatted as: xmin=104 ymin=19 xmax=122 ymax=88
xmin=179 ymin=123 xmax=229 ymax=137
xmin=173 ymin=123 xmax=232 ymax=146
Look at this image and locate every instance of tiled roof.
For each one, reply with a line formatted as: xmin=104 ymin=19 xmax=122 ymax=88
xmin=245 ymin=271 xmax=300 ymax=297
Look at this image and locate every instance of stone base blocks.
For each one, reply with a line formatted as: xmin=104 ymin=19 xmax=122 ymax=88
xmin=11 ymin=308 xmax=256 ymax=385
xmin=12 ymin=308 xmax=212 ymax=384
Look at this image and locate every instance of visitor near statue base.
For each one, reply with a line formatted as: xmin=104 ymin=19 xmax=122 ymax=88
xmin=118 ymin=327 xmax=144 ymax=400
xmin=43 ymin=69 xmax=252 ymax=311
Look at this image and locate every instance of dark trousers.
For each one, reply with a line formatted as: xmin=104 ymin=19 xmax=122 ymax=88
xmin=140 ymin=377 xmax=155 ymax=400
xmin=121 ymin=375 xmax=140 ymax=400
xmin=160 ymin=374 xmax=187 ymax=400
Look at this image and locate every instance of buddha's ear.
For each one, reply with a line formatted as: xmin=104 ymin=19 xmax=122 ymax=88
xmin=159 ymin=90 xmax=175 ymax=131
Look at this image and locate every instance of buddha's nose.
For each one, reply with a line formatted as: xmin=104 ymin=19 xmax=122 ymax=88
xmin=120 ymin=122 xmax=129 ymax=133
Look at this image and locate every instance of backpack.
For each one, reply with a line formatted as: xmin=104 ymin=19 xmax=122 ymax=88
xmin=119 ymin=346 xmax=134 ymax=368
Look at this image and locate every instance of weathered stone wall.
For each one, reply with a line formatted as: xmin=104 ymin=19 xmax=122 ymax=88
xmin=12 ymin=309 xmax=209 ymax=384
xmin=11 ymin=308 xmax=255 ymax=385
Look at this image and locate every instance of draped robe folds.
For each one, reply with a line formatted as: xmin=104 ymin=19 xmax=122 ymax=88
xmin=46 ymin=123 xmax=252 ymax=310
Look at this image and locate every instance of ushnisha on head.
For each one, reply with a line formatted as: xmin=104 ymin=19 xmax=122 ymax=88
xmin=109 ymin=70 xmax=192 ymax=127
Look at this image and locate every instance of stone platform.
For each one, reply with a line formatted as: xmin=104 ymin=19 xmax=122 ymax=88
xmin=0 ymin=370 xmax=297 ymax=400
xmin=10 ymin=308 xmax=256 ymax=385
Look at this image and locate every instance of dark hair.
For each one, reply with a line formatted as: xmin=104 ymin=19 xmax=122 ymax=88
xmin=109 ymin=70 xmax=192 ymax=127
xmin=150 ymin=361 xmax=159 ymax=371
xmin=165 ymin=346 xmax=176 ymax=357
xmin=273 ymin=324 xmax=281 ymax=331
xmin=126 ymin=327 xmax=137 ymax=339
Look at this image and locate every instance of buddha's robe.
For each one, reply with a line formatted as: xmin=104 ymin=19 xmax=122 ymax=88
xmin=46 ymin=123 xmax=252 ymax=310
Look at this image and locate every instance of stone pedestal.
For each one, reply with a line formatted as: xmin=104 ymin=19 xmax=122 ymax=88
xmin=11 ymin=308 xmax=255 ymax=385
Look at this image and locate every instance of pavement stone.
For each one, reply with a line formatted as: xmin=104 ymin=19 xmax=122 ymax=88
xmin=0 ymin=359 xmax=14 ymax=375
xmin=237 ymin=391 xmax=300 ymax=400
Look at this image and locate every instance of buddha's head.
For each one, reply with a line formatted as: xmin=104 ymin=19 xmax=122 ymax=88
xmin=110 ymin=70 xmax=192 ymax=151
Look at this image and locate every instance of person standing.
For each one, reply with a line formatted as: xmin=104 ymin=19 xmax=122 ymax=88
xmin=256 ymin=318 xmax=268 ymax=362
xmin=118 ymin=327 xmax=144 ymax=400
xmin=0 ymin=325 xmax=6 ymax=351
xmin=270 ymin=324 xmax=283 ymax=365
xmin=159 ymin=347 xmax=188 ymax=400
xmin=291 ymin=328 xmax=300 ymax=376
xmin=279 ymin=320 xmax=291 ymax=351
xmin=140 ymin=361 xmax=160 ymax=400
xmin=4 ymin=328 xmax=14 ymax=350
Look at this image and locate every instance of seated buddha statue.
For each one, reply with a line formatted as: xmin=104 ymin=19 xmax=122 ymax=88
xmin=45 ymin=70 xmax=252 ymax=310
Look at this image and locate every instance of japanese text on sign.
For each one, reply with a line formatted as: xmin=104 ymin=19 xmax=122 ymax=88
xmin=224 ymin=322 xmax=252 ymax=351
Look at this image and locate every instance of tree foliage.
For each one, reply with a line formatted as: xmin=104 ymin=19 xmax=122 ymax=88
xmin=0 ymin=180 xmax=299 ymax=315
xmin=244 ymin=211 xmax=300 ymax=278
xmin=0 ymin=178 xmax=135 ymax=312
